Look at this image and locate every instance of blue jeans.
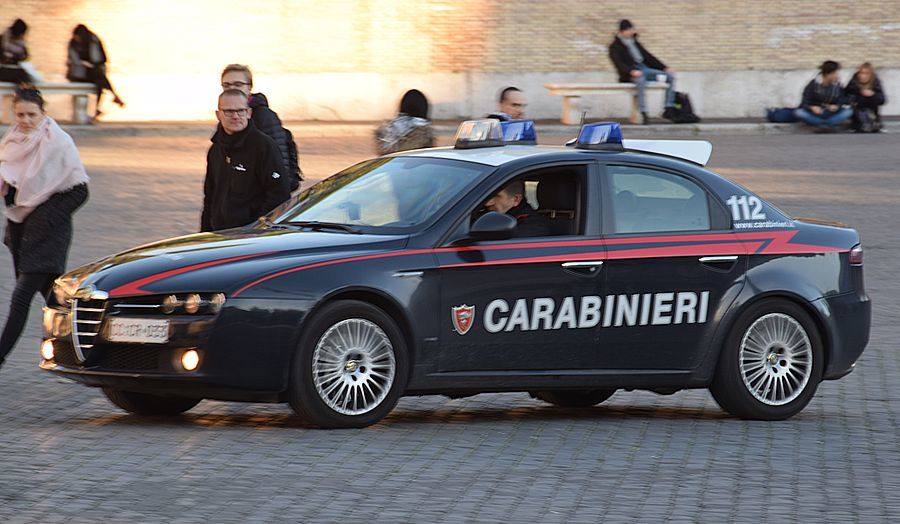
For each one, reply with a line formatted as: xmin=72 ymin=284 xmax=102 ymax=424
xmin=794 ymin=107 xmax=852 ymax=128
xmin=632 ymin=64 xmax=675 ymax=112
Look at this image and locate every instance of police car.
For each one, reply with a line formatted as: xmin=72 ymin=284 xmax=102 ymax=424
xmin=41 ymin=120 xmax=870 ymax=428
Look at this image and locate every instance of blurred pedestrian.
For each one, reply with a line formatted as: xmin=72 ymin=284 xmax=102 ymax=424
xmin=375 ymin=89 xmax=434 ymax=154
xmin=609 ymin=19 xmax=676 ymax=125
xmin=845 ymin=62 xmax=886 ymax=133
xmin=795 ymin=60 xmax=852 ymax=133
xmin=201 ymin=89 xmax=290 ymax=232
xmin=487 ymin=86 xmax=526 ymax=121
xmin=221 ymin=64 xmax=302 ymax=191
xmin=66 ymin=24 xmax=125 ymax=118
xmin=0 ymin=19 xmax=33 ymax=84
xmin=0 ymin=86 xmax=89 ymax=369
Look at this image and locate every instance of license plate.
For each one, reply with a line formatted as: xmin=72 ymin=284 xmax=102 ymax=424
xmin=107 ymin=318 xmax=170 ymax=344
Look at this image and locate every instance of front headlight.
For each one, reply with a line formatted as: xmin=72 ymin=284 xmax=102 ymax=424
xmin=52 ymin=276 xmax=80 ymax=305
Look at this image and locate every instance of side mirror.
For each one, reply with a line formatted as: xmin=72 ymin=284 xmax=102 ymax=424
xmin=469 ymin=211 xmax=516 ymax=240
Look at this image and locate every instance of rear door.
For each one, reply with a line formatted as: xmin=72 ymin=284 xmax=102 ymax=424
xmin=598 ymin=163 xmax=746 ymax=371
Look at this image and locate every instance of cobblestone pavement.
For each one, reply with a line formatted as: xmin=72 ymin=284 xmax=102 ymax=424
xmin=0 ymin=126 xmax=898 ymax=523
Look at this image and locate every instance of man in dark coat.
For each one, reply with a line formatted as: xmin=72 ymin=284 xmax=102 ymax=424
xmin=201 ymin=89 xmax=291 ymax=232
xmin=608 ymin=19 xmax=676 ymax=124
xmin=483 ymin=180 xmax=550 ymax=238
xmin=794 ymin=60 xmax=852 ymax=133
xmin=221 ymin=64 xmax=302 ymax=191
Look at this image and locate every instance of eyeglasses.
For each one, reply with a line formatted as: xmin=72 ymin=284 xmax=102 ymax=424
xmin=219 ymin=108 xmax=249 ymax=117
xmin=222 ymin=81 xmax=251 ymax=89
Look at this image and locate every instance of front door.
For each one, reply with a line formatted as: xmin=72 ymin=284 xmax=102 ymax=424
xmin=436 ymin=163 xmax=606 ymax=372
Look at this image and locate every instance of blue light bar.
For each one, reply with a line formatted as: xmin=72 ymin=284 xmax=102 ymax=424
xmin=574 ymin=122 xmax=624 ymax=150
xmin=500 ymin=119 xmax=537 ymax=144
xmin=454 ymin=119 xmax=504 ymax=149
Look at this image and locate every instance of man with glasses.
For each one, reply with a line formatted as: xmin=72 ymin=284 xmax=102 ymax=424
xmin=201 ymin=89 xmax=290 ymax=232
xmin=221 ymin=64 xmax=301 ymax=190
xmin=487 ymin=86 xmax=526 ymax=121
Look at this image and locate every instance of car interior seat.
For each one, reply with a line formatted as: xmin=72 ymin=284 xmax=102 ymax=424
xmin=535 ymin=174 xmax=578 ymax=236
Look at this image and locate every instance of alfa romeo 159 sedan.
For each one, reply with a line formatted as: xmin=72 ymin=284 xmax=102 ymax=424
xmin=40 ymin=121 xmax=870 ymax=428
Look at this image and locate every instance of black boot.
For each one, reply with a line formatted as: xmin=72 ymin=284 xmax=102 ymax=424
xmin=641 ymin=112 xmax=649 ymax=125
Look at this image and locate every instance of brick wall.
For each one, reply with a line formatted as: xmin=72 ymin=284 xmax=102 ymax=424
xmin=3 ymin=0 xmax=899 ymax=121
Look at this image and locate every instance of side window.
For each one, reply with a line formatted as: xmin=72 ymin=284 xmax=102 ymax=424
xmin=470 ymin=166 xmax=586 ymax=238
xmin=609 ymin=166 xmax=710 ymax=234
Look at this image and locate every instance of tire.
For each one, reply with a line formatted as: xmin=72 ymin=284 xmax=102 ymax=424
xmin=533 ymin=389 xmax=615 ymax=408
xmin=288 ymin=300 xmax=409 ymax=428
xmin=710 ymin=299 xmax=824 ymax=420
xmin=102 ymin=388 xmax=201 ymax=416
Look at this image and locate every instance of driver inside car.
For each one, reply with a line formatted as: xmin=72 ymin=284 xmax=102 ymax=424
xmin=482 ymin=180 xmax=550 ymax=238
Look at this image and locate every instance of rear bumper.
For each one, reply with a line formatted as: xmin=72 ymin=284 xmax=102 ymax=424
xmin=813 ymin=292 xmax=871 ymax=380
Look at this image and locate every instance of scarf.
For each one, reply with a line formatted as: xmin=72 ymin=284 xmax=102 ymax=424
xmin=0 ymin=116 xmax=89 ymax=223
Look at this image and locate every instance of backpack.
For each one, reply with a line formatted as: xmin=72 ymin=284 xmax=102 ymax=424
xmin=666 ymin=92 xmax=701 ymax=123
xmin=766 ymin=107 xmax=799 ymax=123
xmin=283 ymin=126 xmax=303 ymax=191
xmin=855 ymin=108 xmax=881 ymax=133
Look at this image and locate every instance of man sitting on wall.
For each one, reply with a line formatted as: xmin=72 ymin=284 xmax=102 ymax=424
xmin=608 ymin=19 xmax=676 ymax=125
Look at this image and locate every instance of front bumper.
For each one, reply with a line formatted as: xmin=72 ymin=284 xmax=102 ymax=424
xmin=40 ymin=360 xmax=282 ymax=402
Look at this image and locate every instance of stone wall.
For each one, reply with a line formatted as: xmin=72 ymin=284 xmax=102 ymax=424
xmin=3 ymin=0 xmax=899 ymax=121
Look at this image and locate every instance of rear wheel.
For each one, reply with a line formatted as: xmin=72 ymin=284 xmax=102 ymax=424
xmin=532 ymin=389 xmax=615 ymax=408
xmin=710 ymin=299 xmax=823 ymax=420
xmin=102 ymin=388 xmax=201 ymax=416
xmin=288 ymin=300 xmax=408 ymax=428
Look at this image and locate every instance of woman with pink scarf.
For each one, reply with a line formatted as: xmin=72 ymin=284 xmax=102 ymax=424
xmin=0 ymin=87 xmax=89 ymax=369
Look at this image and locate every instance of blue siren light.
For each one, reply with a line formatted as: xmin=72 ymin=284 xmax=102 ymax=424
xmin=500 ymin=120 xmax=538 ymax=144
xmin=454 ymin=119 xmax=504 ymax=149
xmin=575 ymin=122 xmax=624 ymax=150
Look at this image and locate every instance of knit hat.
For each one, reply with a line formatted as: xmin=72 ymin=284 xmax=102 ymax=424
xmin=619 ymin=19 xmax=633 ymax=31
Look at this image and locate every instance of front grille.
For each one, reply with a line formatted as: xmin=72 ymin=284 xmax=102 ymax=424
xmin=96 ymin=344 xmax=171 ymax=372
xmin=72 ymin=298 xmax=107 ymax=361
xmin=52 ymin=340 xmax=79 ymax=367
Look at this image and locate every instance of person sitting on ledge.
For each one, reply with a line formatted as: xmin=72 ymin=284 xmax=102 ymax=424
xmin=795 ymin=60 xmax=853 ymax=133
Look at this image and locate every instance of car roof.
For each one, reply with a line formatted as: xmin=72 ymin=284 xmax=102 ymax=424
xmin=398 ymin=145 xmax=574 ymax=167
xmin=398 ymin=141 xmax=712 ymax=168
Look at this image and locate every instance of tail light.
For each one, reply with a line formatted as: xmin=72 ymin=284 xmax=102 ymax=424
xmin=849 ymin=244 xmax=863 ymax=266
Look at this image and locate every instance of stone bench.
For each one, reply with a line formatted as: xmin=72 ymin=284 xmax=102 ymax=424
xmin=544 ymin=82 xmax=669 ymax=124
xmin=0 ymin=82 xmax=96 ymax=124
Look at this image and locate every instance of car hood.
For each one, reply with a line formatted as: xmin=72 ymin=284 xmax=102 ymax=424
xmin=62 ymin=228 xmax=409 ymax=298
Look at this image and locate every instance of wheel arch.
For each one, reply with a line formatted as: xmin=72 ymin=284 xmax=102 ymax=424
xmin=304 ymin=287 xmax=417 ymax=379
xmin=712 ymin=290 xmax=832 ymax=376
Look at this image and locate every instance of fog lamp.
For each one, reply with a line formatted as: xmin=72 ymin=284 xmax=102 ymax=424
xmin=181 ymin=349 xmax=200 ymax=371
xmin=41 ymin=340 xmax=55 ymax=361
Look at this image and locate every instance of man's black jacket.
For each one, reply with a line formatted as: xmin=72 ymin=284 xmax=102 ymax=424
xmin=249 ymin=94 xmax=289 ymax=171
xmin=201 ymin=121 xmax=290 ymax=232
xmin=609 ymin=35 xmax=666 ymax=83
xmin=800 ymin=78 xmax=846 ymax=110
xmin=508 ymin=201 xmax=550 ymax=238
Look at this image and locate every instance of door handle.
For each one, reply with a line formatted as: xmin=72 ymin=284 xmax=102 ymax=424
xmin=561 ymin=261 xmax=604 ymax=269
xmin=698 ymin=256 xmax=738 ymax=263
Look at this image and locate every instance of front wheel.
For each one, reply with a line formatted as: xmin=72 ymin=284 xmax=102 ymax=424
xmin=102 ymin=388 xmax=201 ymax=416
xmin=710 ymin=299 xmax=824 ymax=420
xmin=288 ymin=300 xmax=409 ymax=428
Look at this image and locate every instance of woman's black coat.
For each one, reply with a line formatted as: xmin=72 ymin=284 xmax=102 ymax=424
xmin=4 ymin=184 xmax=88 ymax=275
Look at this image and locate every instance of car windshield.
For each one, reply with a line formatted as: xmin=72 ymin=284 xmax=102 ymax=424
xmin=271 ymin=157 xmax=488 ymax=233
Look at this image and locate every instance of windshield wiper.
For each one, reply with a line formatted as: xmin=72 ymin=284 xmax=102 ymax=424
xmin=257 ymin=216 xmax=294 ymax=230
xmin=287 ymin=221 xmax=363 ymax=234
